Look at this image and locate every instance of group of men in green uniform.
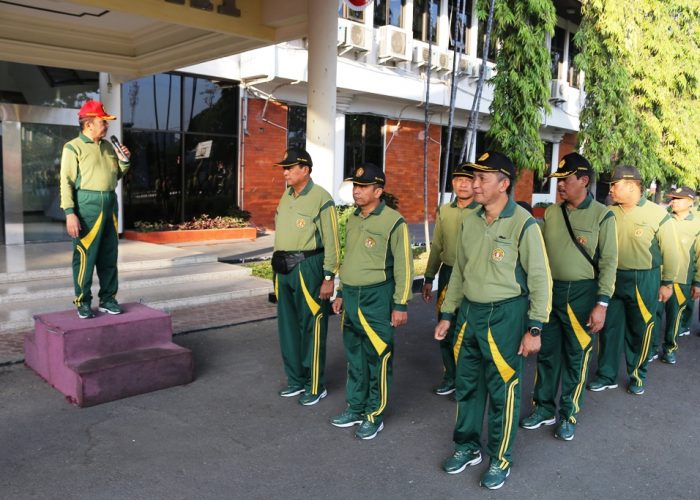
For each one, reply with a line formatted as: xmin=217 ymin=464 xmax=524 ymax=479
xmin=271 ymin=146 xmax=699 ymax=490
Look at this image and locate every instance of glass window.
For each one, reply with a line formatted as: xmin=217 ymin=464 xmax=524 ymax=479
xmin=476 ymin=19 xmax=498 ymax=62
xmin=339 ymin=4 xmax=364 ymax=22
xmin=448 ymin=0 xmax=471 ymax=51
xmin=183 ymin=77 xmax=238 ymax=134
xmin=183 ymin=135 xmax=238 ymax=221
xmin=122 ymin=131 xmax=183 ymax=226
xmin=567 ymin=31 xmax=581 ymax=88
xmin=550 ymin=26 xmax=566 ymax=80
xmin=0 ymin=61 xmax=98 ymax=107
xmin=413 ymin=0 xmax=440 ymax=43
xmin=344 ymin=115 xmax=384 ymax=177
xmin=121 ymin=73 xmax=239 ymax=227
xmin=287 ymin=105 xmax=307 ymax=150
xmin=123 ymin=74 xmax=181 ymax=131
xmin=374 ymin=0 xmax=403 ymax=28
xmin=533 ymin=141 xmax=554 ymax=194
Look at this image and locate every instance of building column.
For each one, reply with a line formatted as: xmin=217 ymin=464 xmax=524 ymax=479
xmin=99 ymin=73 xmax=125 ymax=232
xmin=306 ymin=0 xmax=337 ymax=197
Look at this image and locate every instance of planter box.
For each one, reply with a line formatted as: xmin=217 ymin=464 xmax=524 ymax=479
xmin=123 ymin=227 xmax=256 ymax=244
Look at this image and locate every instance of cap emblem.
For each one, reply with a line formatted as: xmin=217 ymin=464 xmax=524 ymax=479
xmin=356 ymin=167 xmax=365 ymax=177
xmin=478 ymin=152 xmax=489 ymax=162
xmin=559 ymin=159 xmax=566 ymax=167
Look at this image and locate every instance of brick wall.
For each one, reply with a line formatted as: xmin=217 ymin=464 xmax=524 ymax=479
xmin=559 ymin=133 xmax=577 ymax=160
xmin=242 ymin=98 xmax=288 ymax=228
xmin=384 ymin=119 xmax=441 ymax=223
xmin=513 ymin=169 xmax=534 ymax=204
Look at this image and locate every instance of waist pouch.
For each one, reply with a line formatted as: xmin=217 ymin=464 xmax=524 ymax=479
xmin=271 ymin=248 xmax=323 ymax=274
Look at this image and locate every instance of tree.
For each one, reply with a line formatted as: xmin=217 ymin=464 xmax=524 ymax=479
xmin=482 ymin=0 xmax=557 ymax=174
xmin=576 ymin=0 xmax=700 ymax=186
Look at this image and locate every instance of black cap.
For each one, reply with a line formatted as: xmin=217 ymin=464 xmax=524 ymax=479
xmin=609 ymin=165 xmax=642 ymax=184
xmin=667 ymin=185 xmax=696 ymax=200
xmin=549 ymin=153 xmax=593 ymax=179
xmin=344 ymin=163 xmax=385 ymax=186
xmin=468 ymin=151 xmax=516 ymax=180
xmin=273 ymin=148 xmax=313 ymax=168
xmin=452 ymin=163 xmax=474 ymax=178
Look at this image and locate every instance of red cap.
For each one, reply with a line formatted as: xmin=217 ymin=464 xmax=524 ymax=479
xmin=78 ymin=100 xmax=116 ymax=120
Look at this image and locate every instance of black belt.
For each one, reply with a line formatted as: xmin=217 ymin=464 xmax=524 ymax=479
xmin=276 ymin=248 xmax=324 ymax=259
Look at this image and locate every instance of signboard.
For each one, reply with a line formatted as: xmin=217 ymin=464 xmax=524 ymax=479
xmin=194 ymin=140 xmax=213 ymax=159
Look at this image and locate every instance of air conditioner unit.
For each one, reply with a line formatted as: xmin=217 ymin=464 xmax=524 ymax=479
xmin=378 ymin=25 xmax=411 ymax=63
xmin=550 ymin=79 xmax=569 ymax=102
xmin=457 ymin=57 xmax=470 ymax=74
xmin=346 ymin=23 xmax=372 ymax=52
xmin=483 ymin=64 xmax=495 ymax=80
xmin=436 ymin=51 xmax=452 ymax=72
xmin=413 ymin=46 xmax=436 ymax=68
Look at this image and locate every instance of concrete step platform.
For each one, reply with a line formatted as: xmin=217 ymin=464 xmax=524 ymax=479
xmin=25 ymin=303 xmax=194 ymax=407
xmin=0 ymin=262 xmax=250 ymax=304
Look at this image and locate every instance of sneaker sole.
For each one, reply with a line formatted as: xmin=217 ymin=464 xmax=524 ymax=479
xmin=554 ymin=432 xmax=574 ymax=441
xmin=98 ymin=307 xmax=121 ymax=315
xmin=660 ymin=357 xmax=676 ymax=365
xmin=588 ymin=383 xmax=618 ymax=392
xmin=678 ymin=331 xmax=690 ymax=337
xmin=435 ymin=387 xmax=456 ymax=396
xmin=627 ymin=388 xmax=645 ymax=395
xmin=330 ymin=419 xmax=363 ymax=428
xmin=356 ymin=421 xmax=384 ymax=440
xmin=279 ymin=388 xmax=305 ymax=398
xmin=299 ymin=389 xmax=327 ymax=406
xmin=520 ymin=417 xmax=556 ymax=430
xmin=481 ymin=468 xmax=510 ymax=490
xmin=77 ymin=313 xmax=94 ymax=319
xmin=445 ymin=454 xmax=483 ymax=474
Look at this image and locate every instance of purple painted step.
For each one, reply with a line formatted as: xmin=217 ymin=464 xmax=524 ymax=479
xmin=24 ymin=303 xmax=194 ymax=407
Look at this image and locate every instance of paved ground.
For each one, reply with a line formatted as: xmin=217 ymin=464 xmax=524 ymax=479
xmin=1 ymin=298 xmax=699 ymax=499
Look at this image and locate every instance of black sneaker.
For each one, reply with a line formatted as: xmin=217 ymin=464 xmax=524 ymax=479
xmin=433 ymin=380 xmax=456 ymax=396
xmin=77 ymin=303 xmax=95 ymax=319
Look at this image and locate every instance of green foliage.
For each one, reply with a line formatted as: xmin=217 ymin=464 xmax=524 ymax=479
xmin=246 ymin=261 xmax=273 ymax=281
xmin=480 ymin=0 xmax=556 ymax=174
xmin=133 ymin=212 xmax=250 ymax=232
xmin=576 ymin=0 xmax=700 ymax=186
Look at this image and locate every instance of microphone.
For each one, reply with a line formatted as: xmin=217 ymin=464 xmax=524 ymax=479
xmin=110 ymin=135 xmax=127 ymax=161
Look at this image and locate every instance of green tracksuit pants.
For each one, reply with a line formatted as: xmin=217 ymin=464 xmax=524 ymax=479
xmin=274 ymin=252 xmax=328 ymax=395
xmin=71 ymin=190 xmax=119 ymax=306
xmin=341 ymin=280 xmax=395 ymax=425
xmin=680 ymin=299 xmax=694 ymax=332
xmin=595 ymin=268 xmax=660 ymax=387
xmin=658 ymin=283 xmax=691 ymax=354
xmin=452 ymin=296 xmax=527 ymax=469
xmin=532 ymin=280 xmax=595 ymax=423
xmin=435 ymin=264 xmax=456 ymax=386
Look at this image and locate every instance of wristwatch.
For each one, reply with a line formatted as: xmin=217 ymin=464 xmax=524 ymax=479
xmin=324 ymin=275 xmax=333 ymax=281
xmin=529 ymin=327 xmax=542 ymax=337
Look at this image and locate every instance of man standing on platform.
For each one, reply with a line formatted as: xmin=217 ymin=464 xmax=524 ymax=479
xmin=422 ymin=164 xmax=479 ymax=396
xmin=520 ymin=153 xmax=617 ymax=441
xmin=648 ymin=186 xmax=700 ymax=364
xmin=589 ymin=166 xmax=680 ymax=395
xmin=271 ymin=148 xmax=340 ymax=406
xmin=435 ymin=151 xmax=552 ymax=490
xmin=60 ymin=100 xmax=130 ymax=319
xmin=330 ymin=163 xmax=414 ymax=440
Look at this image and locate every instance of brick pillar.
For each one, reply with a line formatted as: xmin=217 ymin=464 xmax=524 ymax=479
xmin=242 ymin=98 xmax=288 ymax=228
xmin=558 ymin=133 xmax=577 ymax=160
xmin=513 ymin=169 xmax=534 ymax=204
xmin=384 ymin=119 xmax=441 ymax=223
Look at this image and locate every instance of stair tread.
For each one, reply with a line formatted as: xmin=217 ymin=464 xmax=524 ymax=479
xmin=0 ymin=275 xmax=273 ymax=333
xmin=0 ymin=261 xmax=250 ymax=302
